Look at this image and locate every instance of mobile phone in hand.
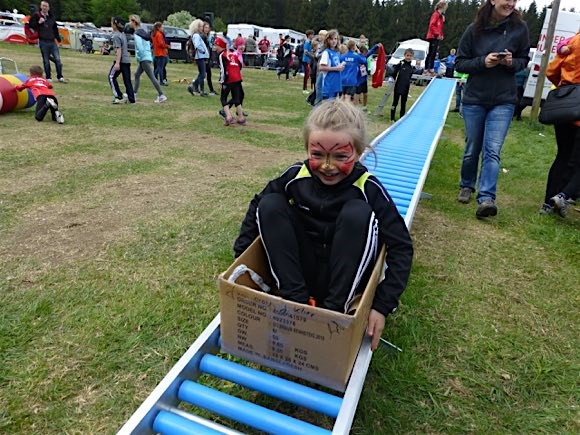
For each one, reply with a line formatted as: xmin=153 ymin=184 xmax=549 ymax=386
xmin=496 ymin=52 xmax=508 ymax=59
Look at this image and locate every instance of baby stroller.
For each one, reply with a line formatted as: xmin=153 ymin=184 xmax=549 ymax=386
xmin=80 ymin=34 xmax=94 ymax=54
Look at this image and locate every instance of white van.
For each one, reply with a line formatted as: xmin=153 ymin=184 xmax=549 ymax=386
xmin=387 ymin=38 xmax=429 ymax=71
xmin=522 ymin=9 xmax=580 ymax=104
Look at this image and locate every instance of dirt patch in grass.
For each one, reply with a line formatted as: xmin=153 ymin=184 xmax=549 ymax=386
xmin=0 ymin=136 xmax=302 ymax=271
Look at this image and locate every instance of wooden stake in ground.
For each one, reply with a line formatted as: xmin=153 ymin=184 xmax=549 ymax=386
xmin=530 ymin=1 xmax=560 ymax=121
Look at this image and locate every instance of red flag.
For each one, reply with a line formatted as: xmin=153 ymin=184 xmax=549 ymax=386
xmin=372 ymin=43 xmax=385 ymax=88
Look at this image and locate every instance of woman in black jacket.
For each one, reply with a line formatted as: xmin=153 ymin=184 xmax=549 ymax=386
xmin=455 ymin=0 xmax=529 ymax=219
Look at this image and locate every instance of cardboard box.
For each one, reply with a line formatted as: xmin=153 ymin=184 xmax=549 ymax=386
xmin=218 ymin=237 xmax=386 ymax=392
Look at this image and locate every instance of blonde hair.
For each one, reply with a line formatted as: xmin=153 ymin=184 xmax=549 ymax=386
xmin=303 ymin=100 xmax=368 ymax=155
xmin=189 ymin=18 xmax=204 ymax=35
xmin=435 ymin=0 xmax=447 ymax=10
xmin=339 ymin=44 xmax=347 ymax=54
xmin=323 ymin=29 xmax=339 ymax=50
xmin=129 ymin=14 xmax=141 ymax=25
xmin=346 ymin=40 xmax=356 ymax=51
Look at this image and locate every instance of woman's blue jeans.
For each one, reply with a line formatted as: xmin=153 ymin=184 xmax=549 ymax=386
xmin=460 ymin=103 xmax=515 ymax=203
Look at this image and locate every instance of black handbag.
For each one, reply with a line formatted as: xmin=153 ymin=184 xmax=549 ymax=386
xmin=538 ymin=84 xmax=580 ymax=125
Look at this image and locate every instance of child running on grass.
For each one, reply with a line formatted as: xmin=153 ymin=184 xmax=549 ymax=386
xmin=233 ymin=99 xmax=413 ymax=351
xmin=108 ymin=16 xmax=135 ymax=104
xmin=15 ymin=65 xmax=64 ymax=124
xmin=129 ymin=14 xmax=167 ymax=103
xmin=214 ymin=36 xmax=246 ymax=126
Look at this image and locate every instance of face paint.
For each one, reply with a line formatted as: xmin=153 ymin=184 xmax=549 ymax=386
xmin=309 ymin=141 xmax=356 ymax=174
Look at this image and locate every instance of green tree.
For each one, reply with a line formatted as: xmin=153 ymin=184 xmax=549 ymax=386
xmin=89 ymin=0 xmax=141 ymax=26
xmin=213 ymin=16 xmax=226 ymax=33
xmin=165 ymin=10 xmax=195 ymax=28
xmin=60 ymin=0 xmax=91 ymax=21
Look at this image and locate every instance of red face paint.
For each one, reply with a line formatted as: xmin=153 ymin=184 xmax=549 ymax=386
xmin=308 ymin=142 xmax=356 ymax=175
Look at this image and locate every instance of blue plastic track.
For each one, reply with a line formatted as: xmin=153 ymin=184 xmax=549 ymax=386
xmin=363 ymin=78 xmax=456 ymax=228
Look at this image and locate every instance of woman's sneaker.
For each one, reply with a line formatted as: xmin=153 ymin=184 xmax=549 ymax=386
xmin=476 ymin=200 xmax=497 ymax=219
xmin=187 ymin=85 xmax=199 ymax=96
xmin=457 ymin=187 xmax=472 ymax=204
xmin=55 ymin=111 xmax=64 ymax=124
xmin=154 ymin=95 xmax=168 ymax=103
xmin=549 ymin=193 xmax=569 ymax=218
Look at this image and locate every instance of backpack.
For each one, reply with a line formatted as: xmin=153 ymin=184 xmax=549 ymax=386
xmin=24 ymin=17 xmax=38 ymax=44
xmin=295 ymin=43 xmax=304 ymax=59
xmin=186 ymin=37 xmax=196 ymax=59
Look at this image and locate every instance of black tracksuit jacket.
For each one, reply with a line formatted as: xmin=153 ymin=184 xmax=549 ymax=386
xmin=29 ymin=11 xmax=60 ymax=42
xmin=234 ymin=161 xmax=414 ymax=317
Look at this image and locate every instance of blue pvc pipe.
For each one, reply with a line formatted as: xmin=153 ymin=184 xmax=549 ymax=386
xmin=178 ymin=381 xmax=331 ymax=435
xmin=200 ymin=354 xmax=342 ymax=418
xmin=153 ymin=410 xmax=223 ymax=435
xmin=388 ymin=196 xmax=411 ymax=208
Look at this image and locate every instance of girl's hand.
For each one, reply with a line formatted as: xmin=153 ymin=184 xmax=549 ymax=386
xmin=114 ymin=62 xmax=120 ymax=71
xmin=367 ymin=309 xmax=385 ymax=351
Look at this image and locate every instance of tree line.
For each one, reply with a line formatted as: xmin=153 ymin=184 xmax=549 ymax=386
xmin=2 ymin=0 xmax=557 ymax=53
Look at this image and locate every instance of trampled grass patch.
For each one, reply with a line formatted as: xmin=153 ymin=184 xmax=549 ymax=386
xmin=1 ymin=42 xmax=578 ymax=434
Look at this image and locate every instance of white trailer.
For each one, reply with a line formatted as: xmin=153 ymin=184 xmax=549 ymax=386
xmin=523 ymin=9 xmax=580 ymax=103
xmin=226 ymin=23 xmax=264 ymax=40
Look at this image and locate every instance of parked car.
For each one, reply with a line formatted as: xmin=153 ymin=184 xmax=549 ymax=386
xmin=126 ymin=23 xmax=190 ymax=62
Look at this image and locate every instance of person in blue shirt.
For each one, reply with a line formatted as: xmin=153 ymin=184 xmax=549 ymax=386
xmin=340 ymin=40 xmax=369 ymax=102
xmin=319 ymin=29 xmax=345 ymax=101
xmin=443 ymin=48 xmax=456 ymax=77
xmin=130 ymin=15 xmax=167 ymax=103
xmin=302 ymin=30 xmax=314 ymax=94
xmin=187 ymin=19 xmax=210 ymax=97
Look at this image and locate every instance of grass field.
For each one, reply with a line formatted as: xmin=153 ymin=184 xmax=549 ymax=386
xmin=1 ymin=43 xmax=578 ymax=434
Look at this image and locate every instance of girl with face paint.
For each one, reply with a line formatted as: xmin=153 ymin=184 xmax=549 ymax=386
xmin=234 ymin=100 xmax=413 ymax=352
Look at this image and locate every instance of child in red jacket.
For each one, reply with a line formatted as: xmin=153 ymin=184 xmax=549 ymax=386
xmin=214 ymin=36 xmax=246 ymax=126
xmin=15 ymin=65 xmax=64 ymax=124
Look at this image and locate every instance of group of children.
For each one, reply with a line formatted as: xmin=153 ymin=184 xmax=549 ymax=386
xmin=303 ymin=30 xmax=377 ymax=111
xmin=298 ymin=29 xmax=416 ymax=122
xmin=108 ymin=15 xmax=167 ymax=105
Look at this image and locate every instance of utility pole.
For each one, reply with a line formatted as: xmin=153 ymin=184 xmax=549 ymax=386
xmin=530 ymin=0 xmax=560 ymax=120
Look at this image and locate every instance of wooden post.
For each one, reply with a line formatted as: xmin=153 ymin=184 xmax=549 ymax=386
xmin=530 ymin=1 xmax=561 ymax=120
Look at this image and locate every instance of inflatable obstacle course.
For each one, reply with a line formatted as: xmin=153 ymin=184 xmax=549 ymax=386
xmin=118 ymin=77 xmax=457 ymax=435
xmin=0 ymin=73 xmax=35 ymax=114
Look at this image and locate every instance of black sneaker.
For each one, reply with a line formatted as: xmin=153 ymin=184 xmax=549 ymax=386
xmin=187 ymin=85 xmax=200 ymax=96
xmin=476 ymin=200 xmax=498 ymax=219
xmin=538 ymin=203 xmax=553 ymax=215
xmin=218 ymin=109 xmax=226 ymax=118
xmin=550 ymin=193 xmax=569 ymax=218
xmin=457 ymin=187 xmax=472 ymax=204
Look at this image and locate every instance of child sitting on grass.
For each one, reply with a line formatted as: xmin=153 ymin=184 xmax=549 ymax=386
xmin=15 ymin=65 xmax=64 ymax=124
xmin=233 ymin=99 xmax=414 ymax=351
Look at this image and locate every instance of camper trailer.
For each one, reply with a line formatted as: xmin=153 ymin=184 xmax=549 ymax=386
xmin=387 ymin=38 xmax=429 ymax=71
